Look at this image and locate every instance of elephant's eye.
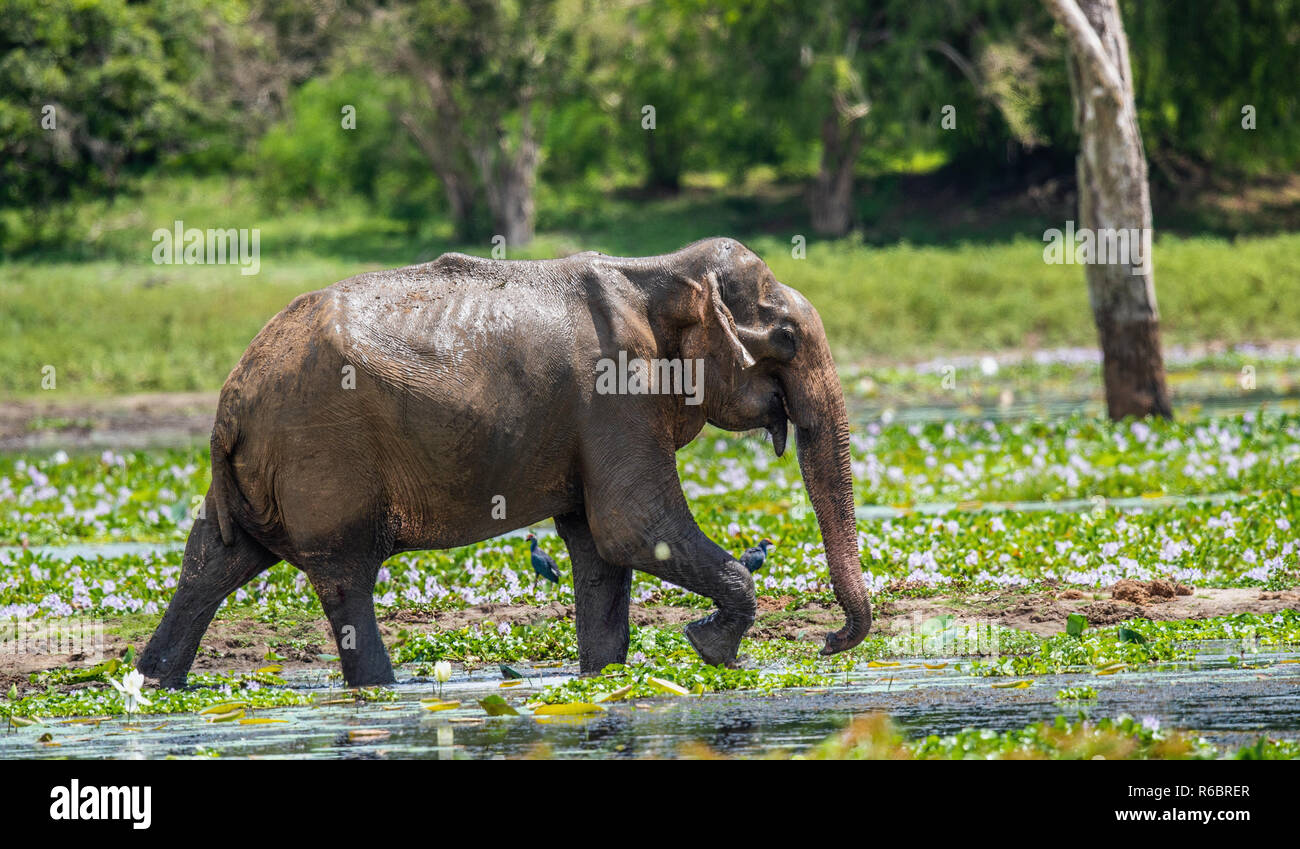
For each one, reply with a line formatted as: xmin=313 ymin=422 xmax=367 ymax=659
xmin=776 ymin=327 xmax=798 ymax=359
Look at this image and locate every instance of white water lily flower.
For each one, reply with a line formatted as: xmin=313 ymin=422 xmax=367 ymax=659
xmin=110 ymin=669 xmax=152 ymax=716
xmin=433 ymin=661 xmax=452 ymax=683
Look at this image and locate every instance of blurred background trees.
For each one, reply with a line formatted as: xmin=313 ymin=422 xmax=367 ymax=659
xmin=2 ymin=0 xmax=1296 ymax=250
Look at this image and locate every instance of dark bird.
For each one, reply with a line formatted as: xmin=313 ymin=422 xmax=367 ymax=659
xmin=740 ymin=538 xmax=775 ymax=573
xmin=527 ymin=533 xmax=562 ymax=591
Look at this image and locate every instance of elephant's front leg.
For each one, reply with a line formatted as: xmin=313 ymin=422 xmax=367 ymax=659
xmin=582 ymin=455 xmax=757 ymax=668
xmin=555 ymin=511 xmax=633 ymax=675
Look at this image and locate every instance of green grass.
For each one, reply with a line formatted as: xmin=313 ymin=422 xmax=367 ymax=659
xmin=4 ymin=175 xmax=1300 ymax=398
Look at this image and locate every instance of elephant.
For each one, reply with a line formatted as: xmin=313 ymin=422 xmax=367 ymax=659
xmin=138 ymin=237 xmax=871 ymax=688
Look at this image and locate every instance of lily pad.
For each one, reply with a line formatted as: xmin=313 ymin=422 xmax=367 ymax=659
xmin=478 ymin=695 xmax=521 ymax=716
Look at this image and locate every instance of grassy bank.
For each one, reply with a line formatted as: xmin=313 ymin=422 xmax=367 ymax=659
xmin=4 ymin=176 xmax=1300 ymax=398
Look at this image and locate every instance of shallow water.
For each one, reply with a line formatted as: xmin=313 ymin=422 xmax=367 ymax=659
xmin=6 ymin=648 xmax=1297 ymax=759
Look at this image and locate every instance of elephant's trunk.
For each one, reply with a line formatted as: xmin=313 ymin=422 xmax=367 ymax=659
xmin=784 ymin=336 xmax=871 ymax=656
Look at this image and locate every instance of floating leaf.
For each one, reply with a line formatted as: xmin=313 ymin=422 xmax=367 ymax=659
xmin=256 ymin=664 xmax=283 ymax=674
xmin=1066 ymin=613 xmax=1087 ymax=638
xmin=238 ymin=718 xmax=288 ymax=725
xmin=499 ymin=680 xmax=524 ymax=688
xmin=424 ymin=701 xmax=460 ymax=712
xmin=595 ymin=684 xmax=635 ymax=703
xmin=348 ymin=728 xmax=390 ymax=742
xmin=923 ymin=663 xmax=948 ymax=670
xmin=478 ymin=695 xmax=520 ymax=716
xmin=206 ymin=709 xmax=245 ymax=723
xmin=867 ymin=660 xmax=900 ymax=668
xmin=648 ymin=677 xmax=689 ymax=696
xmin=533 ymin=703 xmax=606 ymax=716
xmin=316 ymin=654 xmax=340 ymax=662
xmin=199 ymin=702 xmax=248 ymax=715
xmin=991 ymin=680 xmax=1032 ymax=689
xmin=1117 ymin=628 xmax=1148 ymax=644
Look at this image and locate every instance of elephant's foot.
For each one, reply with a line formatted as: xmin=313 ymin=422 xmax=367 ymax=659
xmin=684 ymin=614 xmax=745 ymax=667
xmin=343 ymin=665 xmax=397 ymax=688
xmin=138 ymin=603 xmax=209 ymax=690
xmin=137 ymin=642 xmax=195 ymax=690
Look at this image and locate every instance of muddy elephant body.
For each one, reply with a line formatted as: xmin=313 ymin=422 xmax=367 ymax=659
xmin=139 ymin=238 xmax=871 ymax=687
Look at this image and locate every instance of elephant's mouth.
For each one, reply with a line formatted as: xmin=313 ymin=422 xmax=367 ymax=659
xmin=765 ymin=391 xmax=789 ymax=457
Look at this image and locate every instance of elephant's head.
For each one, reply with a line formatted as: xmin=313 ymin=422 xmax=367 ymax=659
xmin=652 ymin=237 xmax=871 ymax=656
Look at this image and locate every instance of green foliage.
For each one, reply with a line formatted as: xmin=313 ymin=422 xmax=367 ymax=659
xmin=0 ymin=0 xmax=213 ymax=245
xmin=908 ymin=714 xmax=1215 ymax=760
xmin=969 ymin=610 xmax=1300 ymax=678
xmin=538 ymin=660 xmax=832 ymax=704
xmin=0 ymin=669 xmax=313 ymax=719
xmin=394 ymin=622 xmax=581 ymax=665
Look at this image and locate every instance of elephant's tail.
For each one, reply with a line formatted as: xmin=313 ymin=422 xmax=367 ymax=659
xmin=209 ymin=413 xmax=284 ymax=551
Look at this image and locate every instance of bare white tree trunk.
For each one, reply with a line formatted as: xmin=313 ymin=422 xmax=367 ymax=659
xmin=1045 ymin=0 xmax=1171 ymax=419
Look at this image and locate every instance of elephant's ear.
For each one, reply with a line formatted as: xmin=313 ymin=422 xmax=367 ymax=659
xmin=680 ymin=271 xmax=756 ymax=369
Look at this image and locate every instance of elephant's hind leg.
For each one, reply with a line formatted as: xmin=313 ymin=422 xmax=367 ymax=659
xmin=306 ymin=560 xmax=394 ymax=687
xmin=555 ymin=511 xmax=633 ymax=675
xmin=139 ymin=496 xmax=279 ymax=688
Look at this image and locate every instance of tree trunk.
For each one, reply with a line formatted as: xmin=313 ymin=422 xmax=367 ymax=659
xmin=1046 ymin=0 xmax=1171 ymax=419
xmin=399 ymin=97 xmax=480 ymax=242
xmin=473 ymin=113 xmax=540 ymax=248
xmin=645 ymin=129 xmax=683 ymax=193
xmin=808 ymin=110 xmax=865 ymax=237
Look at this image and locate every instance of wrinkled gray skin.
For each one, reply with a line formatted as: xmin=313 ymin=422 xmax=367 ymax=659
xmin=138 ymin=238 xmax=871 ymax=687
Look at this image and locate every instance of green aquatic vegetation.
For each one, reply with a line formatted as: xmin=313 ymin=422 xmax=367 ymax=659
xmin=1 ymin=666 xmax=401 ymax=719
xmin=789 ymin=713 xmax=1220 ymax=760
xmin=4 ymin=409 xmax=1298 ymax=621
xmin=29 ymin=657 xmax=124 ymax=686
xmin=393 ymin=621 xmax=582 ymax=665
xmin=968 ymin=609 xmax=1300 ymax=677
xmin=0 ymin=673 xmax=313 ymax=719
xmin=8 ymin=410 xmax=1300 ymax=546
xmin=907 ymin=714 xmax=1216 ymax=760
xmin=537 ymin=661 xmax=833 ymax=705
xmin=1232 ymin=737 xmax=1300 ymax=760
xmin=1055 ymin=685 xmax=1098 ymax=700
